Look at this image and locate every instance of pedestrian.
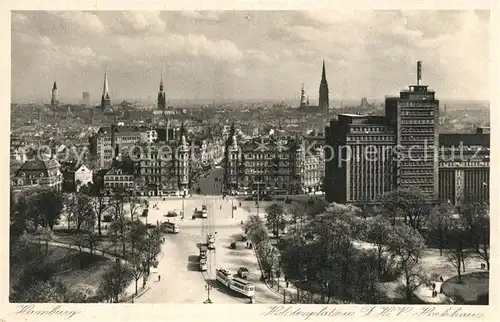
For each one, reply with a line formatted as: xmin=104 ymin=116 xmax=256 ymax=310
xmin=286 ymin=281 xmax=289 ymax=288
xmin=431 ymin=282 xmax=436 ymax=291
xmin=158 ymin=275 xmax=161 ymax=282
xmin=440 ymin=276 xmax=444 ymax=282
xmin=246 ymin=242 xmax=249 ymax=248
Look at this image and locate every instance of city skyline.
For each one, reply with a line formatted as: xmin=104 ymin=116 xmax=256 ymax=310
xmin=12 ymin=10 xmax=490 ymax=103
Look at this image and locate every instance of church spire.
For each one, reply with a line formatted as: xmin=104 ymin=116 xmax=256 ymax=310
xmin=100 ymin=66 xmax=111 ymax=110
xmin=103 ymin=67 xmax=109 ymax=96
xmin=157 ymin=74 xmax=166 ymax=110
xmin=319 ymin=60 xmax=329 ymax=121
xmin=321 ymin=60 xmax=326 ymax=81
xmin=53 ymin=81 xmax=57 ymax=90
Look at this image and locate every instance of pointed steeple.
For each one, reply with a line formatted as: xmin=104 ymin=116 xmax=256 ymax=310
xmin=101 ymin=66 xmax=111 ymax=110
xmin=321 ymin=60 xmax=326 ymax=81
xmin=159 ymin=74 xmax=164 ymax=91
xmin=103 ymin=67 xmax=109 ymax=96
xmin=53 ymin=81 xmax=57 ymax=90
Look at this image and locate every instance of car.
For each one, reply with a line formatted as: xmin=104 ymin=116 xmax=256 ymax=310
xmin=146 ymin=223 xmax=156 ymax=229
xmin=165 ymin=211 xmax=178 ymax=217
xmin=237 ymin=267 xmax=249 ymax=279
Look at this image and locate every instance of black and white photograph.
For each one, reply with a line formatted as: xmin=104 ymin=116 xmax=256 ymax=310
xmin=9 ymin=9 xmax=490 ymax=308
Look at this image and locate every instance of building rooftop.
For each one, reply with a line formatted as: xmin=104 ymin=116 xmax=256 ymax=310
xmin=439 ymin=133 xmax=490 ymax=147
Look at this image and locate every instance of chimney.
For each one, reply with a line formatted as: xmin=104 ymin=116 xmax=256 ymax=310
xmin=417 ymin=61 xmax=422 ymax=86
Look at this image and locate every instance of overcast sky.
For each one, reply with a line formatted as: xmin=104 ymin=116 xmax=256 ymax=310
xmin=11 ymin=10 xmax=490 ymax=103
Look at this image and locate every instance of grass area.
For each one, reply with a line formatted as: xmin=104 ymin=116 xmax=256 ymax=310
xmin=11 ymin=244 xmax=114 ymax=299
xmin=441 ymin=271 xmax=489 ymax=304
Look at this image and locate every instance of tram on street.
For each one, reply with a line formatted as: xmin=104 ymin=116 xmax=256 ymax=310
xmin=215 ymin=268 xmax=256 ymax=298
xmin=207 ymin=233 xmax=215 ymax=249
xmin=229 ymin=277 xmax=255 ymax=298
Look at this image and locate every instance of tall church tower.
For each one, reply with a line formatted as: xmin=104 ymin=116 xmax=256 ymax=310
xmin=51 ymin=81 xmax=58 ymax=119
xmin=318 ymin=60 xmax=329 ymax=120
xmin=299 ymin=84 xmax=307 ymax=108
xmin=157 ymin=75 xmax=167 ymax=110
xmin=100 ymin=68 xmax=111 ymax=111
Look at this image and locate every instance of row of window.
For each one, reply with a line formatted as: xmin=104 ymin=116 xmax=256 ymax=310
xmin=105 ymin=175 xmax=133 ymax=181
xmin=440 ymin=162 xmax=490 ymax=168
xmin=401 ymin=110 xmax=434 ymax=116
xmin=401 ymin=119 xmax=434 ymax=124
xmin=347 ymin=136 xmax=394 ymax=142
xmin=401 ymin=127 xmax=433 ymax=133
xmin=350 ymin=127 xmax=391 ymax=133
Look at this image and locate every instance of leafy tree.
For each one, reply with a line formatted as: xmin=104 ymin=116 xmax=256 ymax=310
xmin=244 ymin=214 xmax=269 ymax=246
xmin=458 ymin=202 xmax=490 ymax=270
xmin=74 ymin=194 xmax=95 ymax=231
xmin=386 ymin=224 xmax=426 ymax=302
xmin=380 ymin=188 xmax=430 ymax=230
xmin=427 ymin=202 xmax=453 ymax=256
xmin=36 ymin=189 xmax=64 ymax=230
xmin=365 ymin=216 xmax=393 ymax=274
xmin=108 ymin=215 xmax=132 ymax=257
xmin=64 ymin=193 xmax=77 ymax=230
xmin=265 ymin=203 xmax=285 ymax=238
xmin=130 ymin=255 xmax=145 ymax=295
xmin=128 ymin=220 xmax=148 ymax=257
xmin=97 ymin=263 xmax=133 ymax=303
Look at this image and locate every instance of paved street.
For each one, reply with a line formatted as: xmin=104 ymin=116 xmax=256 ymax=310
xmin=197 ymin=167 xmax=223 ymax=195
xmin=134 ymin=195 xmax=282 ymax=304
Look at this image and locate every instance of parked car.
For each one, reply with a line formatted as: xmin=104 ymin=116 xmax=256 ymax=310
xmin=165 ymin=211 xmax=178 ymax=217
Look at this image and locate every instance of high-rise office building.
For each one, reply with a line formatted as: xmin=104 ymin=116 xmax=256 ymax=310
xmin=385 ymin=61 xmax=440 ymax=199
xmin=325 ymin=61 xmax=489 ymax=205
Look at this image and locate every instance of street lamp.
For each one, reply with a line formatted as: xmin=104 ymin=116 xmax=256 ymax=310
xmin=231 ymin=192 xmax=235 ymax=218
xmin=204 ymin=284 xmax=213 ymax=304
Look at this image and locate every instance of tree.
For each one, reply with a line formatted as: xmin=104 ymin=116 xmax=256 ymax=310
xmin=365 ymin=216 xmax=394 ymax=274
xmin=130 ymin=255 xmax=145 ymax=295
xmin=108 ymin=215 xmax=132 ymax=258
xmin=428 ymin=202 xmax=453 ymax=256
xmin=458 ymin=202 xmax=490 ymax=270
xmin=87 ymin=183 xmax=108 ymax=236
xmin=379 ymin=188 xmax=430 ymax=230
xmin=244 ymin=214 xmax=269 ymax=246
xmin=128 ymin=220 xmax=148 ymax=257
xmin=387 ymin=224 xmax=426 ymax=302
xmin=64 ymin=194 xmax=77 ymax=230
xmin=446 ymin=220 xmax=469 ymax=283
xmin=97 ymin=263 xmax=133 ymax=303
xmin=74 ymin=194 xmax=95 ymax=231
xmin=265 ymin=203 xmax=285 ymax=239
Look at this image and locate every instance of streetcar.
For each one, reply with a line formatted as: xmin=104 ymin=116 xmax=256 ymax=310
xmin=229 ymin=277 xmax=255 ymax=298
xmin=215 ymin=268 xmax=256 ymax=298
xmin=201 ymin=205 xmax=208 ymax=218
xmin=199 ymin=257 xmax=207 ymax=271
xmin=216 ymin=268 xmax=233 ymax=287
xmin=207 ymin=233 xmax=216 ymax=249
xmin=164 ymin=221 xmax=179 ymax=234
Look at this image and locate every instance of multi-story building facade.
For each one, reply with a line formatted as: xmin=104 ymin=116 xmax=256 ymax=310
xmin=324 ymin=114 xmax=396 ymax=203
xmin=103 ymin=166 xmax=135 ymax=193
xmin=385 ymin=61 xmax=439 ymax=199
xmin=130 ymin=125 xmax=190 ymax=196
xmin=223 ymin=126 xmax=324 ymax=195
xmin=13 ymin=157 xmax=63 ymax=192
xmin=89 ymin=125 xmax=149 ymax=166
xmin=324 ymin=61 xmax=489 ymax=205
xmin=438 ymin=129 xmax=490 ymax=204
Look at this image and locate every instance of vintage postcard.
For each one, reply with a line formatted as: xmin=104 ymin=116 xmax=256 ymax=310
xmin=2 ymin=1 xmax=497 ymax=321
